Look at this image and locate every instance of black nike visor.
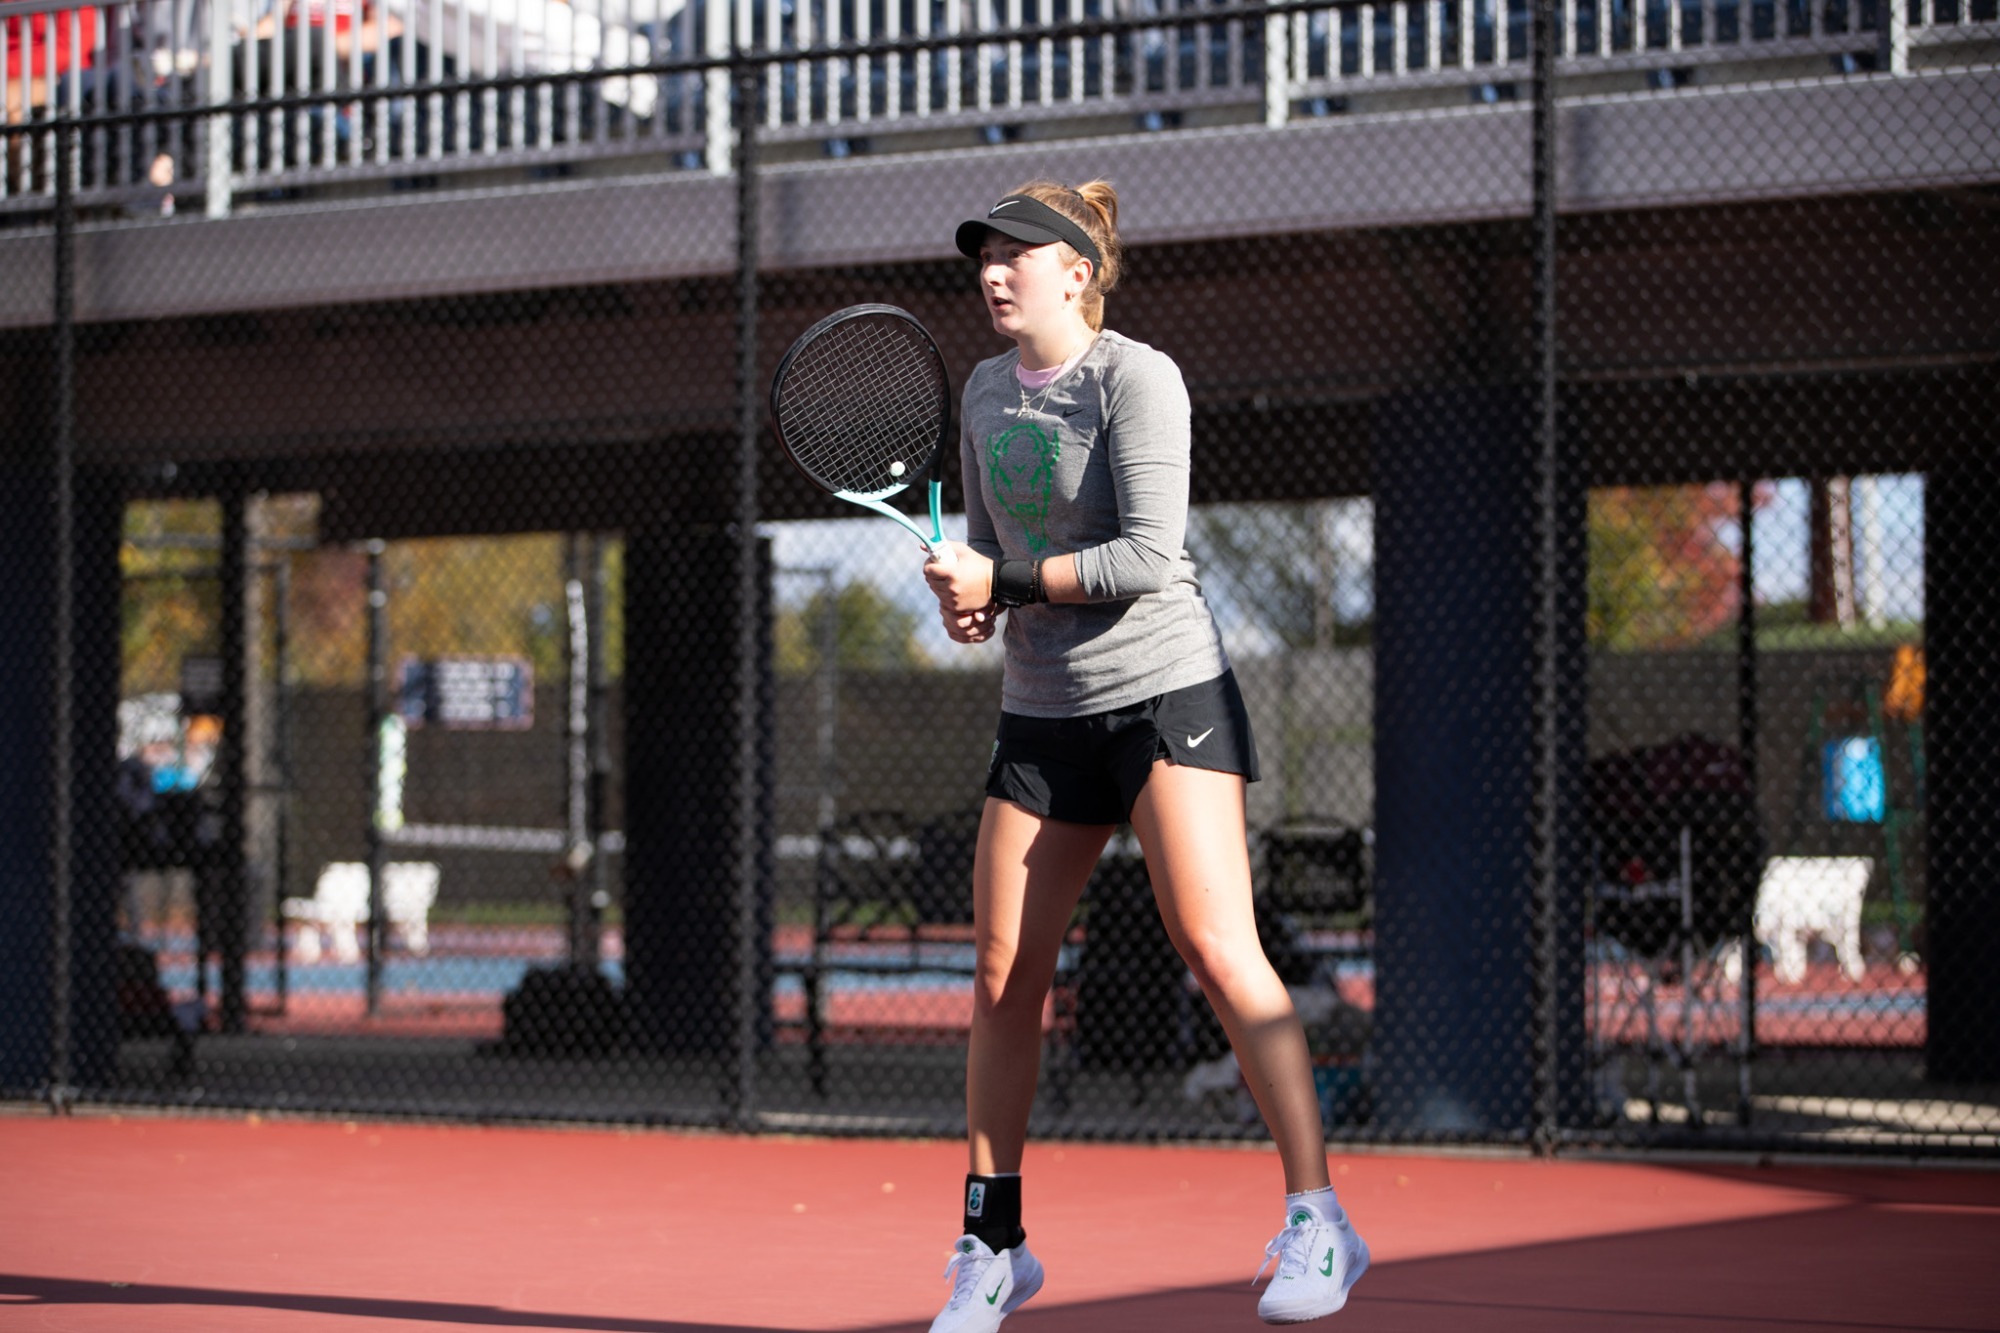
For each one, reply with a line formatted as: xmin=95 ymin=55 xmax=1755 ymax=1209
xmin=955 ymin=194 xmax=1103 ymax=271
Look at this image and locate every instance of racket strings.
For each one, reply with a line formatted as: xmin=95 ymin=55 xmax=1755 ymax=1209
xmin=776 ymin=316 xmax=948 ymax=496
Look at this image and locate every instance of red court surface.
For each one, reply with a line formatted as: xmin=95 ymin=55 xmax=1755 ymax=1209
xmin=3 ymin=1111 xmax=1997 ymax=1332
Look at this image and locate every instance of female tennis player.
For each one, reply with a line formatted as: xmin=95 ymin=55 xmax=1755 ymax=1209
xmin=919 ymin=179 xmax=1369 ymax=1329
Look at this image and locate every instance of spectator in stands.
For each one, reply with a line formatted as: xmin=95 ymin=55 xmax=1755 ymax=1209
xmin=236 ymin=0 xmax=402 ymax=163
xmin=245 ymin=0 xmax=403 ymax=81
xmin=4 ymin=3 xmax=100 ymax=188
xmin=918 ymin=179 xmax=1370 ymax=1330
xmin=4 ymin=5 xmax=99 ymax=116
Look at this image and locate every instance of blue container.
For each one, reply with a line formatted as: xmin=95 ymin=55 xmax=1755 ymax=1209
xmin=1822 ymin=737 xmax=1886 ymax=823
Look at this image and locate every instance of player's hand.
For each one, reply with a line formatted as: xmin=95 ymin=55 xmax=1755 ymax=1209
xmin=924 ymin=542 xmax=995 ymax=614
xmin=940 ymin=603 xmax=998 ymax=644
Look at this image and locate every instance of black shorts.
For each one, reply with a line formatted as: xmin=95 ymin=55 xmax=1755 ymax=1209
xmin=985 ymin=670 xmax=1261 ymax=825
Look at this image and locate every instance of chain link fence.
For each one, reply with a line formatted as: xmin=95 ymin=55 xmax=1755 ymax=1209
xmin=3 ymin=0 xmax=1996 ymax=1154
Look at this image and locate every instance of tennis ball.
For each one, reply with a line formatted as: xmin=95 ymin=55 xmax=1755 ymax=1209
xmin=888 ymin=460 xmax=906 ymax=477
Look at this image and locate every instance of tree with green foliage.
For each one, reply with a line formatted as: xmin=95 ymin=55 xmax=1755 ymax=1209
xmin=775 ymin=580 xmax=926 ymax=674
xmin=122 ymin=500 xmax=223 ymax=696
xmin=121 ymin=499 xmax=625 ymax=693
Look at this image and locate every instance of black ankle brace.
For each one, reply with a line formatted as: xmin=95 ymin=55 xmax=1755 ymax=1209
xmin=963 ymin=1173 xmax=1025 ymax=1251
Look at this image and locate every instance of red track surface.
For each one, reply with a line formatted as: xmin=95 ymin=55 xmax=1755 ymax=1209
xmin=3 ymin=1113 xmax=1996 ymax=1332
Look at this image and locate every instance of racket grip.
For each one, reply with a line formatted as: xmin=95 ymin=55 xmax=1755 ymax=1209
xmin=926 ymin=539 xmax=957 ymax=569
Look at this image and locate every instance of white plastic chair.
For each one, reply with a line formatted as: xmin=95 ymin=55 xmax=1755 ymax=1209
xmin=283 ymin=861 xmax=440 ymax=963
xmin=1722 ymin=856 xmax=1873 ymax=985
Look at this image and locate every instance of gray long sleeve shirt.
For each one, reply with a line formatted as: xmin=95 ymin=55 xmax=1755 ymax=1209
xmin=960 ymin=328 xmax=1230 ymax=717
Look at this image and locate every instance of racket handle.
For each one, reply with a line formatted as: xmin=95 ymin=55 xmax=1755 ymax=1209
xmin=926 ymin=539 xmax=957 ymax=569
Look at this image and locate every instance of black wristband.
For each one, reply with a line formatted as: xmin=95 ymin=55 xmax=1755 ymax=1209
xmin=993 ymin=558 xmax=1042 ymax=609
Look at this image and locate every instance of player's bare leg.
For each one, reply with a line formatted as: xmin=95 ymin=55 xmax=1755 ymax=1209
xmin=1130 ymin=761 xmax=1368 ymax=1322
xmin=1129 ymin=762 xmax=1327 ymax=1191
xmin=930 ymin=799 xmax=1104 ymax=1333
xmin=967 ymin=797 xmax=1106 ymax=1174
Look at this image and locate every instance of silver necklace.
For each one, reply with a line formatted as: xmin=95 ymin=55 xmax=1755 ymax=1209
xmin=1017 ymin=375 xmax=1062 ymax=417
xmin=1016 ymin=336 xmax=1094 ymax=416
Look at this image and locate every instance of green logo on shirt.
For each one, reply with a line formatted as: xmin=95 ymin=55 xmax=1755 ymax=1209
xmin=985 ymin=420 xmax=1060 ymax=554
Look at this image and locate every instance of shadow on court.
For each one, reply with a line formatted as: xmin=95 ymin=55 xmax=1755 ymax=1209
xmin=860 ymin=1191 xmax=2000 ymax=1333
xmin=0 ymin=1273 xmax=794 ymax=1333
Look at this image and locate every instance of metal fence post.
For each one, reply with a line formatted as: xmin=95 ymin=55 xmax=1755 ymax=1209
xmin=274 ymin=558 xmax=295 ymax=1015
xmin=48 ymin=115 xmax=78 ymax=1116
xmin=1529 ymin=0 xmax=1562 ymax=1156
xmin=1735 ymin=476 xmax=1761 ymax=1126
xmin=365 ymin=541 xmax=389 ymax=1018
xmin=730 ymin=52 xmax=763 ymax=1129
xmin=219 ymin=492 xmax=250 ymax=1034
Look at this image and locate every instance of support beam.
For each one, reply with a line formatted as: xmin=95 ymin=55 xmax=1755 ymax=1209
xmin=621 ymin=526 xmax=774 ymax=1061
xmin=0 ymin=470 xmax=126 ymax=1092
xmin=1371 ymin=385 xmax=1590 ymax=1137
xmin=0 ymin=447 xmax=60 ymax=1091
xmin=1924 ymin=454 xmax=2000 ymax=1083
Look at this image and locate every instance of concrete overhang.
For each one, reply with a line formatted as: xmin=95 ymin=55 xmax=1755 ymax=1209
xmin=2 ymin=64 xmax=1996 ymax=328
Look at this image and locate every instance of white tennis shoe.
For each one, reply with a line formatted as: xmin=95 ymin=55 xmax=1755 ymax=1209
xmin=1254 ymin=1203 xmax=1370 ymax=1323
xmin=928 ymin=1234 xmax=1044 ymax=1333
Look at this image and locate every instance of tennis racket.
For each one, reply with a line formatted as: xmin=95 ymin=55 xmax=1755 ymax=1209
xmin=770 ymin=303 xmax=956 ymax=568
